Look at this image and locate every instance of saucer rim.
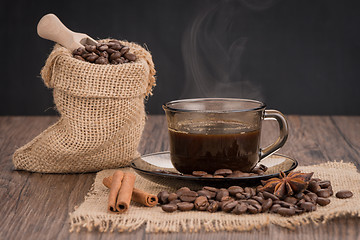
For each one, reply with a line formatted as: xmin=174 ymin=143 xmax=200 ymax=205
xmin=130 ymin=151 xmax=298 ymax=182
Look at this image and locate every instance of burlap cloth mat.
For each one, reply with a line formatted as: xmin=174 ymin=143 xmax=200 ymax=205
xmin=69 ymin=161 xmax=360 ymax=233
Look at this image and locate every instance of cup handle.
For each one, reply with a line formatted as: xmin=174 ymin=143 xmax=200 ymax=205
xmin=259 ymin=110 xmax=289 ymax=161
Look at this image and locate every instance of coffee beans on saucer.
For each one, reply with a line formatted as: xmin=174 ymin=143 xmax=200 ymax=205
xmin=72 ymin=40 xmax=136 ymax=65
xmin=154 ymin=164 xmax=269 ymax=178
xmin=190 ymin=165 xmax=268 ymax=178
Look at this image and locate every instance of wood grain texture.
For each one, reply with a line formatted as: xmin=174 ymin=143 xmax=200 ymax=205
xmin=0 ymin=115 xmax=359 ymax=240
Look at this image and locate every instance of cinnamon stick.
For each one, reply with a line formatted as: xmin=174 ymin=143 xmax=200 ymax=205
xmin=107 ymin=171 xmax=124 ymax=212
xmin=116 ymin=172 xmax=136 ymax=213
xmin=103 ymin=175 xmax=158 ymax=207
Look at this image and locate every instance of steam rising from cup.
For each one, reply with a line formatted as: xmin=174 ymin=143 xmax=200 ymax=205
xmin=181 ymin=0 xmax=276 ymax=100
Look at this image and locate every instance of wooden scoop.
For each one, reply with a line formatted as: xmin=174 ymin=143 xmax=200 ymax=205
xmin=37 ymin=13 xmax=98 ymax=51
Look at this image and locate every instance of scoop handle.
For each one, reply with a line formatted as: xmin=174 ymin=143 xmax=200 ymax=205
xmin=37 ymin=13 xmax=86 ymax=51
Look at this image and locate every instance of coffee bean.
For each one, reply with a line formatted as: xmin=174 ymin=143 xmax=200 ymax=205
xmin=117 ymin=58 xmax=125 ymax=64
xmin=213 ymin=175 xmax=224 ymax=178
xmin=73 ymin=47 xmax=85 ymax=55
xmin=252 ymin=196 xmax=264 ymax=204
xmin=243 ymin=192 xmax=252 ymax=199
xmin=95 ymin=56 xmax=108 ymax=64
xmin=176 ymin=187 xmax=190 ymax=196
xmin=235 ymin=193 xmax=246 ymax=200
xmin=207 ymin=200 xmax=219 ymax=213
xmin=124 ymin=52 xmax=136 ymax=61
xmin=120 ymin=46 xmax=130 ymax=55
xmin=294 ymin=192 xmax=305 ymax=199
xmin=316 ymin=197 xmax=331 ymax=206
xmin=157 ymin=191 xmax=169 ymax=204
xmin=302 ymin=194 xmax=313 ymax=203
xmin=214 ymin=169 xmax=232 ymax=176
xmin=201 ymin=174 xmax=214 ymax=177
xmin=316 ymin=189 xmax=331 ymax=198
xmin=180 ymin=190 xmax=197 ymax=202
xmin=220 ymin=196 xmax=233 ymax=202
xmin=221 ymin=200 xmax=238 ymax=213
xmin=270 ymin=204 xmax=281 ymax=213
xmin=261 ymin=198 xmax=273 ymax=212
xmin=216 ymin=189 xmax=229 ymax=201
xmin=277 ymin=207 xmax=296 ymax=216
xmin=192 ymin=171 xmax=208 ymax=177
xmin=202 ymin=187 xmax=218 ymax=198
xmin=110 ymin=52 xmax=122 ymax=61
xmin=300 ymin=202 xmax=316 ymax=212
xmin=257 ymin=192 xmax=264 ymax=198
xmin=177 ymin=202 xmax=194 ymax=211
xmin=85 ymin=44 xmax=97 ymax=52
xmin=98 ymin=44 xmax=109 ymax=51
xmin=228 ymin=186 xmax=244 ymax=196
xmin=328 ymin=186 xmax=334 ymax=196
xmin=168 ymin=193 xmax=178 ymax=202
xmin=86 ymin=53 xmax=99 ymax=62
xmin=262 ymin=191 xmax=279 ymax=201
xmin=99 ymin=51 xmax=109 ymax=59
xmin=308 ymin=180 xmax=321 ymax=193
xmin=161 ymin=204 xmax=177 ymax=212
xmin=244 ymin=187 xmax=256 ymax=197
xmin=247 ymin=204 xmax=260 ymax=214
xmin=194 ymin=196 xmax=209 ymax=211
xmin=232 ymin=202 xmax=248 ymax=215
xmin=111 ymin=43 xmax=122 ymax=51
xmin=335 ymin=190 xmax=353 ymax=199
xmin=306 ymin=192 xmax=318 ymax=203
xmin=319 ymin=180 xmax=331 ymax=188
xmin=245 ymin=199 xmax=260 ymax=206
xmin=106 ymin=48 xmax=117 ymax=54
xmin=284 ymin=196 xmax=298 ymax=205
xmin=197 ymin=190 xmax=212 ymax=199
xmin=297 ymin=199 xmax=305 ymax=206
xmin=81 ymin=52 xmax=92 ymax=59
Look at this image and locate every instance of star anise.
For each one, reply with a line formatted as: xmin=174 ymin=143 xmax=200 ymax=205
xmin=260 ymin=171 xmax=314 ymax=199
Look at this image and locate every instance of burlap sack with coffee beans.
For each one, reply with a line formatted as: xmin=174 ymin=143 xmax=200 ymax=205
xmin=12 ymin=39 xmax=156 ymax=173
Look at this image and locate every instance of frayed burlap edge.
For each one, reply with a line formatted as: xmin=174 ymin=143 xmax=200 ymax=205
xmin=69 ymin=161 xmax=360 ymax=233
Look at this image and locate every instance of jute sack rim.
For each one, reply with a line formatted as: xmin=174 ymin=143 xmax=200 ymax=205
xmin=40 ymin=39 xmax=156 ymax=99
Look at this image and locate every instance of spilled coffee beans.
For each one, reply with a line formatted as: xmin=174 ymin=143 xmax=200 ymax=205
xmin=158 ymin=171 xmax=353 ymax=217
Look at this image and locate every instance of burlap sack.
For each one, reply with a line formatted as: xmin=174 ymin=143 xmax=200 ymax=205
xmin=12 ymin=40 xmax=156 ymax=173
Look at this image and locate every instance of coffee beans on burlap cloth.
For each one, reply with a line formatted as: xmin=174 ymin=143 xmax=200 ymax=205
xmin=12 ymin=39 xmax=156 ymax=173
xmin=69 ymin=161 xmax=360 ymax=233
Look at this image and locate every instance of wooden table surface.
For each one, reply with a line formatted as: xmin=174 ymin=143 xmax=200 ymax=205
xmin=0 ymin=115 xmax=359 ymax=240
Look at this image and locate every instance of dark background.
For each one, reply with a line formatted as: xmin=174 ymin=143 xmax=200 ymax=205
xmin=1 ymin=0 xmax=359 ymax=115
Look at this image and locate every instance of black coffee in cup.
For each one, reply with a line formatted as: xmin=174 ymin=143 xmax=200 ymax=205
xmin=169 ymin=123 xmax=261 ymax=174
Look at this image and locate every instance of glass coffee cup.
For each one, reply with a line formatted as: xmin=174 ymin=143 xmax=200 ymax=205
xmin=163 ymin=98 xmax=288 ymax=174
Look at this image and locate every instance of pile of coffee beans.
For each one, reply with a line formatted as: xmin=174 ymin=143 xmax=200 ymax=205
xmin=72 ymin=40 xmax=136 ymax=65
xmin=191 ymin=164 xmax=268 ymax=178
xmin=158 ymin=178 xmax=353 ymax=216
